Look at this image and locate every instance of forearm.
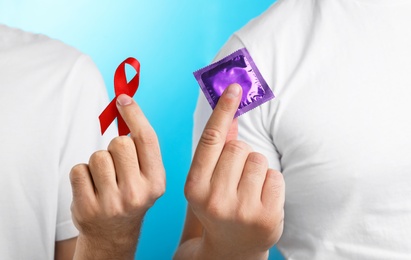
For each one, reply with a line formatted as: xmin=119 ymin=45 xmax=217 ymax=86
xmin=55 ymin=237 xmax=77 ymax=260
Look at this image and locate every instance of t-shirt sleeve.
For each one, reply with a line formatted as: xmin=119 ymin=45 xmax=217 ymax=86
xmin=56 ymin=55 xmax=117 ymax=241
xmin=193 ymin=35 xmax=281 ymax=171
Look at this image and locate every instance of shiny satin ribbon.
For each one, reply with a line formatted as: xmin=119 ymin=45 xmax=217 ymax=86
xmin=99 ymin=57 xmax=140 ymax=136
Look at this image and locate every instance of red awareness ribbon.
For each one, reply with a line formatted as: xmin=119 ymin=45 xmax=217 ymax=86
xmin=99 ymin=57 xmax=140 ymax=136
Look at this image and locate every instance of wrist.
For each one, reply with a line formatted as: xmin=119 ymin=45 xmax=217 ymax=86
xmin=74 ymin=232 xmax=138 ymax=260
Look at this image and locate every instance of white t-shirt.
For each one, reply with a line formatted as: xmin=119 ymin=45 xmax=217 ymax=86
xmin=0 ymin=24 xmax=116 ymax=259
xmin=193 ymin=0 xmax=411 ymax=259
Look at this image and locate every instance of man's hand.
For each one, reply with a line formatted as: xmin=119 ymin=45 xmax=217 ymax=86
xmin=179 ymin=84 xmax=285 ymax=260
xmin=70 ymin=94 xmax=165 ymax=260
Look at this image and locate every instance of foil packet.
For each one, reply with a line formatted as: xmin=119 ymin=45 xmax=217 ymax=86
xmin=194 ymin=48 xmax=274 ymax=118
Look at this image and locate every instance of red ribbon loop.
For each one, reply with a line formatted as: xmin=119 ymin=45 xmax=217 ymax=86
xmin=99 ymin=57 xmax=140 ymax=136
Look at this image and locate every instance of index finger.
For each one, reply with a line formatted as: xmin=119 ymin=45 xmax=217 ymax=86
xmin=188 ymin=83 xmax=242 ymax=184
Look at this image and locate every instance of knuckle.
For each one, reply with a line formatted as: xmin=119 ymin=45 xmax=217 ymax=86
xmin=133 ymin=127 xmax=158 ymax=146
xmin=89 ymin=150 xmax=112 ymax=168
xmin=151 ymin=177 xmax=166 ymax=199
xmin=224 ymin=140 xmax=251 ymax=156
xmin=271 ymin=184 xmax=284 ymax=200
xmin=72 ymin=203 xmax=99 ymax=225
xmin=200 ymin=127 xmax=224 ymax=146
xmin=269 ymin=169 xmax=284 ymax=182
xmin=70 ymin=164 xmax=88 ymax=184
xmin=88 ymin=151 xmax=115 ymax=184
xmin=104 ymin=202 xmax=124 ymax=218
xmin=124 ymin=179 xmax=166 ymax=211
xmin=268 ymin=169 xmax=285 ymax=186
xmin=267 ymin=169 xmax=285 ymax=200
xmin=247 ymin=152 xmax=268 ymax=167
xmin=234 ymin=205 xmax=250 ymax=223
xmin=205 ymin=201 xmax=224 ymax=219
xmin=184 ymin=175 xmax=208 ymax=206
xmin=97 ymin=194 xmax=124 ymax=217
xmin=257 ymin=214 xmax=276 ymax=231
xmin=205 ymin=195 xmax=228 ymax=220
xmin=124 ymin=191 xmax=147 ymax=210
xmin=260 ymin=208 xmax=284 ymax=238
xmin=184 ymin=179 xmax=200 ymax=204
xmin=240 ymin=208 xmax=276 ymax=235
xmin=108 ymin=136 xmax=134 ymax=151
xmin=233 ymin=205 xmax=280 ymax=235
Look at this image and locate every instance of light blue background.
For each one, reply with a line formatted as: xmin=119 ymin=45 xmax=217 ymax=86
xmin=0 ymin=1 xmax=283 ymax=259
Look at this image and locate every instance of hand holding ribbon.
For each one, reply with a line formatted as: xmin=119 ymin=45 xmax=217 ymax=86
xmin=99 ymin=57 xmax=140 ymax=136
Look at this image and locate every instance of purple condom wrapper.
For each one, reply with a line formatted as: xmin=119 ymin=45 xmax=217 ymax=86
xmin=193 ymin=48 xmax=275 ymax=118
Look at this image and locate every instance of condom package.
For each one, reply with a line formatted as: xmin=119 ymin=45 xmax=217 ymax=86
xmin=194 ymin=48 xmax=274 ymax=118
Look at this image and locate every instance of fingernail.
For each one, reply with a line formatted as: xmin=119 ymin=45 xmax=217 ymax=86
xmin=117 ymin=94 xmax=132 ymax=106
xmin=225 ymin=84 xmax=241 ymax=99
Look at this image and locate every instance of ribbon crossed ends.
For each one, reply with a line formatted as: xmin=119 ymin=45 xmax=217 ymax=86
xmin=99 ymin=57 xmax=140 ymax=136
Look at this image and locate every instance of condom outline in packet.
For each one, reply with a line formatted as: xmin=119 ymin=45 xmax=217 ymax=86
xmin=193 ymin=48 xmax=274 ymax=118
